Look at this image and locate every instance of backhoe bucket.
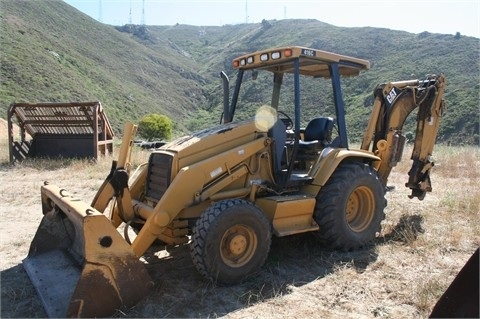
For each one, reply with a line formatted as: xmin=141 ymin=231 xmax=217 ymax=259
xmin=23 ymin=183 xmax=153 ymax=318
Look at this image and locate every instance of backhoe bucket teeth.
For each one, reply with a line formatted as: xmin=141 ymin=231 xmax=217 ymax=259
xmin=23 ymin=183 xmax=153 ymax=318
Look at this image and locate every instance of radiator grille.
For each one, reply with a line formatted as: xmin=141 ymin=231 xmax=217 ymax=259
xmin=145 ymin=153 xmax=173 ymax=202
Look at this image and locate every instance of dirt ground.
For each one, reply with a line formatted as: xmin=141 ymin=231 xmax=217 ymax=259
xmin=0 ymin=123 xmax=478 ymax=318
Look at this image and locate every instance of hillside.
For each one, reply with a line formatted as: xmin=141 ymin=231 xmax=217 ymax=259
xmin=1 ymin=0 xmax=478 ymax=144
xmin=0 ymin=0 xmax=206 ymax=133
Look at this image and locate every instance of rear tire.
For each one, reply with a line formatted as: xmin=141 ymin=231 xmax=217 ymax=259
xmin=314 ymin=162 xmax=386 ymax=250
xmin=190 ymin=199 xmax=271 ymax=285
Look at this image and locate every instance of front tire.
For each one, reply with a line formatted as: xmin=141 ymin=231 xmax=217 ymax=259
xmin=314 ymin=162 xmax=386 ymax=250
xmin=190 ymin=199 xmax=271 ymax=285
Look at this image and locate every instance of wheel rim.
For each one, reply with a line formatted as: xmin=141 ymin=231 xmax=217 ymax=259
xmin=345 ymin=186 xmax=375 ymax=232
xmin=220 ymin=224 xmax=257 ymax=268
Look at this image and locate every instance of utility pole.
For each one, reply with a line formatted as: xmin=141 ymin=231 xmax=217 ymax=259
xmin=245 ymin=0 xmax=248 ymax=24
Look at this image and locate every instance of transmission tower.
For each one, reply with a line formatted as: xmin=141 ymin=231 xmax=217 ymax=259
xmin=129 ymin=0 xmax=132 ymax=24
xmin=141 ymin=0 xmax=146 ymax=25
xmin=98 ymin=0 xmax=103 ymax=22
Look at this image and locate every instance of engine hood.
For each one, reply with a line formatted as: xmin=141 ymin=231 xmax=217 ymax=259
xmin=156 ymin=119 xmax=268 ymax=168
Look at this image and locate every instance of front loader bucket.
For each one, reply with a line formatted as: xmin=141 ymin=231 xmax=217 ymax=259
xmin=23 ymin=183 xmax=153 ymax=318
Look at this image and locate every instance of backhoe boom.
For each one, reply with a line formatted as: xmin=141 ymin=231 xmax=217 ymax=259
xmin=361 ymin=74 xmax=446 ymax=199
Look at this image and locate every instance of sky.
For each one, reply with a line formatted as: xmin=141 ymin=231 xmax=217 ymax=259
xmin=63 ymin=0 xmax=480 ymax=38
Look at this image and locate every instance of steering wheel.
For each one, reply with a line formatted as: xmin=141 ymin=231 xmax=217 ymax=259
xmin=277 ymin=111 xmax=293 ymax=130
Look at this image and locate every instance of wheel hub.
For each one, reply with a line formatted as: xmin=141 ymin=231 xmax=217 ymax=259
xmin=229 ymin=234 xmax=247 ymax=255
xmin=220 ymin=225 xmax=257 ymax=268
xmin=346 ymin=186 xmax=375 ymax=232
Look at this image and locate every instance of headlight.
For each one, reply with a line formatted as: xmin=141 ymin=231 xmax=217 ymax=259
xmin=271 ymin=52 xmax=281 ymax=59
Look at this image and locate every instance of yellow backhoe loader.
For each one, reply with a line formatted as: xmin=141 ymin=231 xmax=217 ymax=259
xmin=23 ymin=46 xmax=446 ymax=317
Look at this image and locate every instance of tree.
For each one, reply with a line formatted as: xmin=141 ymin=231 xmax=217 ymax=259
xmin=138 ymin=113 xmax=173 ymax=141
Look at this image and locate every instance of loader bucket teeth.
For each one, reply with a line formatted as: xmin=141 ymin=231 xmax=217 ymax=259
xmin=23 ymin=183 xmax=153 ymax=318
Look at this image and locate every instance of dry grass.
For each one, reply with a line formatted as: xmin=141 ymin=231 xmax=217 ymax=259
xmin=0 ymin=136 xmax=478 ymax=318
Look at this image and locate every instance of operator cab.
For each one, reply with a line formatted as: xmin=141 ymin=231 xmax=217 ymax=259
xmin=222 ymin=46 xmax=370 ymax=188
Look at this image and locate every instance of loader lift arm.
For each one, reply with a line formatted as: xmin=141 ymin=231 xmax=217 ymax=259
xmin=91 ymin=123 xmax=138 ymax=227
xmin=361 ymin=74 xmax=446 ymax=200
xmin=23 ymin=123 xmax=153 ymax=318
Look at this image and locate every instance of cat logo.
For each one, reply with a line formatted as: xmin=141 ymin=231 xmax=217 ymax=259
xmin=386 ymin=87 xmax=398 ymax=104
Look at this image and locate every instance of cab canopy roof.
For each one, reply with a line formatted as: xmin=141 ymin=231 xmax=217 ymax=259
xmin=233 ymin=46 xmax=370 ymax=78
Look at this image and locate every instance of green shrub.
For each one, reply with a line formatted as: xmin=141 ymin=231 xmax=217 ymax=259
xmin=138 ymin=114 xmax=173 ymax=141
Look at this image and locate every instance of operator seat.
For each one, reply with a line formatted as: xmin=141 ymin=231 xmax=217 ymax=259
xmin=294 ymin=117 xmax=335 ymax=170
xmin=299 ymin=117 xmax=334 ymax=150
xmin=286 ymin=117 xmax=335 ymax=172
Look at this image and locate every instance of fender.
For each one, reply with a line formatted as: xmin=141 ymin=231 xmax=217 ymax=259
xmin=304 ymin=148 xmax=380 ymax=194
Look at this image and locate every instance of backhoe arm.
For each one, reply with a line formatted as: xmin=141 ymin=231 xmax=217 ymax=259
xmin=361 ymin=74 xmax=446 ymax=200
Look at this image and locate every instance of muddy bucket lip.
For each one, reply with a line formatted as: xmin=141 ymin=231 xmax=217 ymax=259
xmin=23 ymin=250 xmax=80 ymax=318
xmin=24 ymin=247 xmax=154 ymax=318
